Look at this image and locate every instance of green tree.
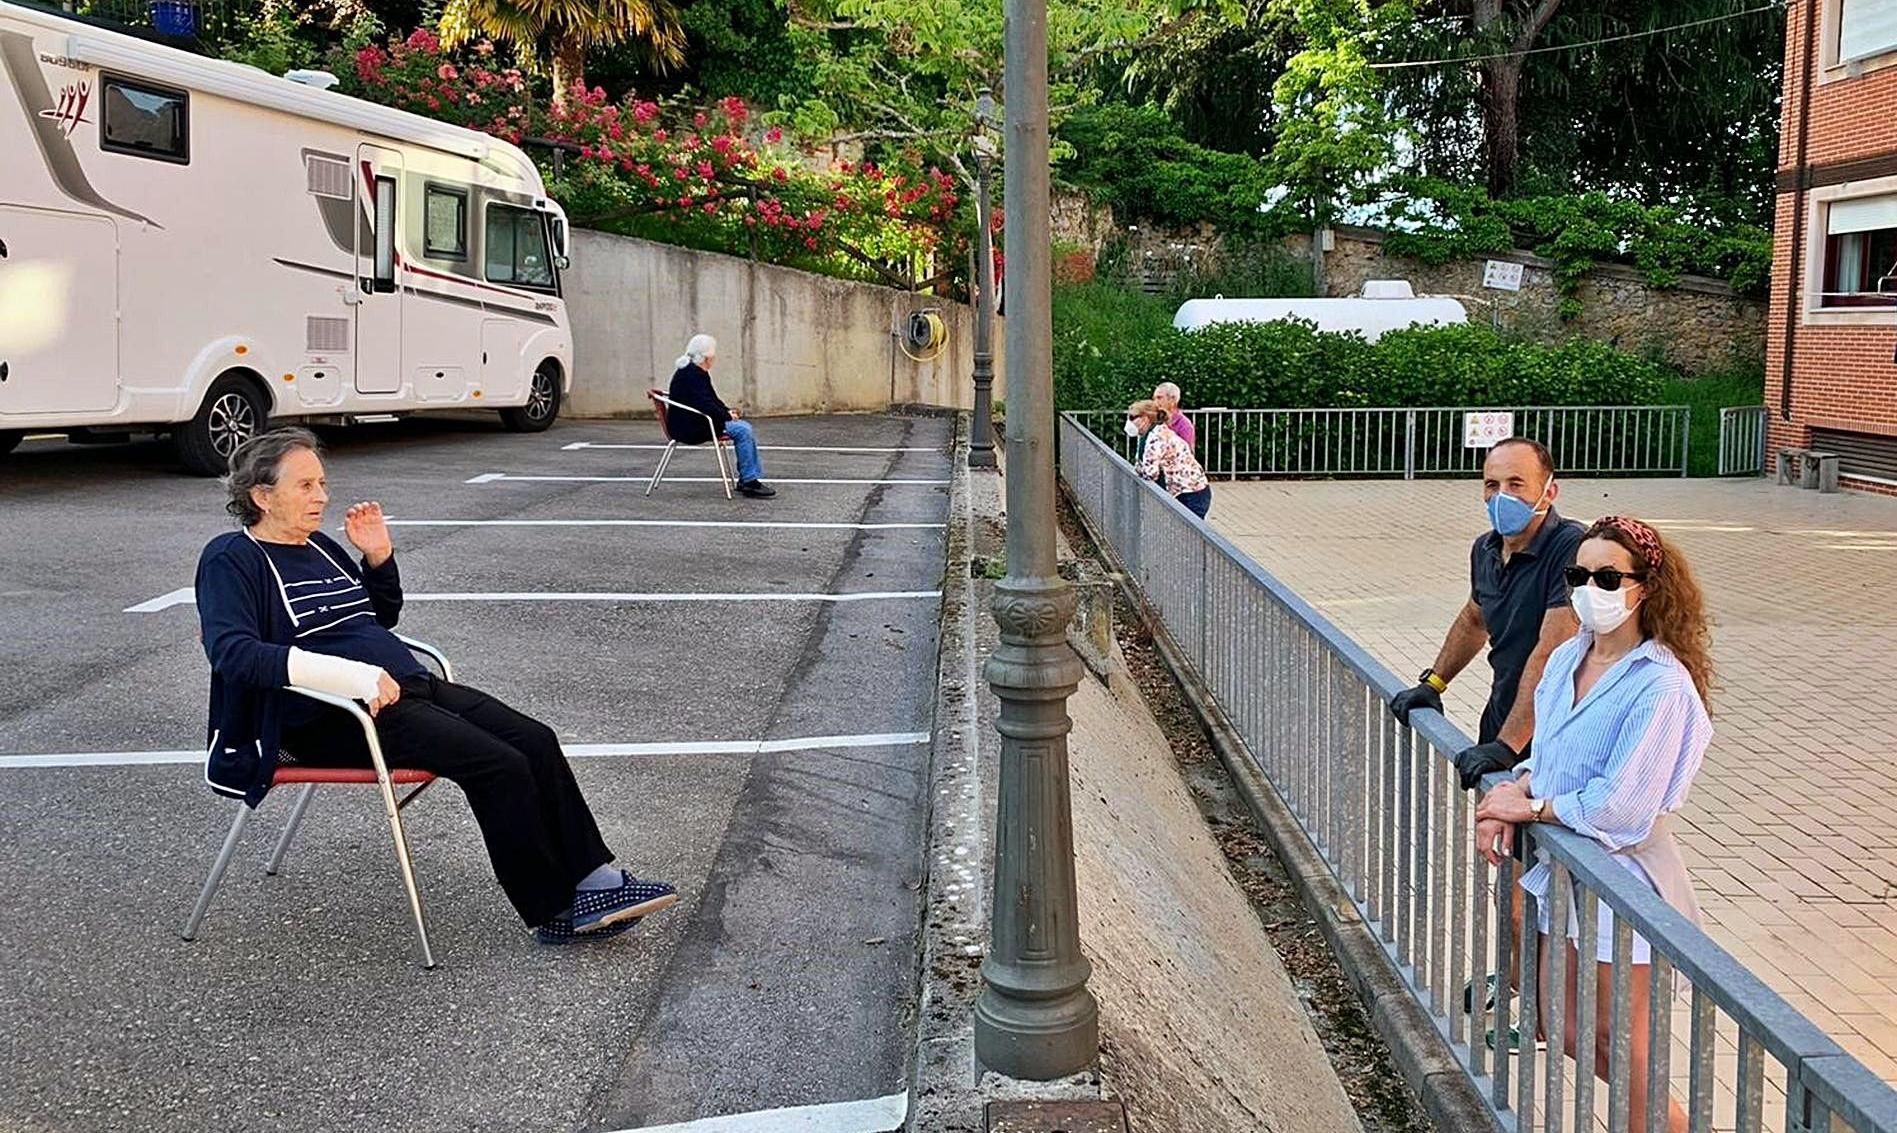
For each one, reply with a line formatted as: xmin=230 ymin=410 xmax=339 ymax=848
xmin=1264 ymin=0 xmax=1405 ymax=227
xmin=439 ymin=0 xmax=687 ymax=107
xmin=776 ymin=0 xmax=1232 ymax=189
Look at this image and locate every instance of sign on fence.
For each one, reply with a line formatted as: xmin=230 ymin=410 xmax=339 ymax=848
xmin=1463 ymin=411 xmax=1515 ymax=448
xmin=1482 ymin=259 xmax=1525 ymax=292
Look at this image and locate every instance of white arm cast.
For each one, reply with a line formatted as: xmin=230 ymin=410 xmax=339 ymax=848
xmin=286 ymin=647 xmax=387 ymax=702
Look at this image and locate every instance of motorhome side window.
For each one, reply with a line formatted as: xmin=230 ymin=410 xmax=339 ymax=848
xmin=485 ymin=204 xmax=555 ymax=289
xmin=100 ymin=77 xmax=188 ymax=163
xmin=425 ymin=186 xmax=469 ymax=261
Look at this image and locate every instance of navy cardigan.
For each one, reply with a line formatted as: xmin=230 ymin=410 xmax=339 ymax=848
xmin=195 ymin=530 xmax=404 ymax=805
xmin=666 ymin=362 xmax=732 ymax=445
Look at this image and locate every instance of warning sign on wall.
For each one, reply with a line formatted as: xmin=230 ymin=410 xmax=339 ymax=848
xmin=1463 ymin=411 xmax=1515 ymax=449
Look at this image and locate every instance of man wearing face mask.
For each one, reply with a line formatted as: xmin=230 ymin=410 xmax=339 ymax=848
xmin=1389 ymin=436 xmax=1583 ymax=789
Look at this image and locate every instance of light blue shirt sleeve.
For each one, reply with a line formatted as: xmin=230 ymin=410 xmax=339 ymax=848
xmin=1547 ymin=677 xmax=1698 ymax=850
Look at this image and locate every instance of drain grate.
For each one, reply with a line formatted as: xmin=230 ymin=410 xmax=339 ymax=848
xmin=985 ymin=1099 xmax=1128 ymax=1133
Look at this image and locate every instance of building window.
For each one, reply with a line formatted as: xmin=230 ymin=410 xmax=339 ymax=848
xmin=1839 ymin=0 xmax=1897 ymax=64
xmin=424 ymin=185 xmax=468 ymax=261
xmin=100 ymin=77 xmax=188 ymax=163
xmin=485 ymin=203 xmax=556 ymax=290
xmin=1821 ymin=194 xmax=1897 ymax=307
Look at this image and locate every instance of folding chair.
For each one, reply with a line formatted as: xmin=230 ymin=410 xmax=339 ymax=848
xmin=180 ymin=635 xmax=454 ymax=969
xmin=646 ymin=388 xmax=735 ymax=499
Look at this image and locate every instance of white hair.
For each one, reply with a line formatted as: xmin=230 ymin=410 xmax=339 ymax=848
xmin=675 ymin=334 xmax=717 ymax=370
xmin=1154 ymin=382 xmax=1182 ymax=402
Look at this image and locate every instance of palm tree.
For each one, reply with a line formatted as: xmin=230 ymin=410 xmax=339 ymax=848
xmin=440 ymin=0 xmax=685 ymax=109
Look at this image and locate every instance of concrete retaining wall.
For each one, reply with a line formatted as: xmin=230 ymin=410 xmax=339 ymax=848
xmin=564 ymin=229 xmax=1003 ymax=418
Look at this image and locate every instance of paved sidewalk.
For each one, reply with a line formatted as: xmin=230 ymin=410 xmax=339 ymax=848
xmin=1210 ymin=476 xmax=1897 ymax=1088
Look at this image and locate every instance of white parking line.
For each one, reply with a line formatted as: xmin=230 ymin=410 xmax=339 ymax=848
xmin=565 ymin=442 xmax=940 ymax=454
xmin=126 ymin=588 xmax=941 ymax=613
xmin=382 ymin=519 xmax=944 ymax=531
xmin=466 ymin=473 xmax=948 ymax=486
xmin=0 ymin=732 xmax=931 ymax=770
xmin=603 ymin=1092 xmax=908 ymax=1133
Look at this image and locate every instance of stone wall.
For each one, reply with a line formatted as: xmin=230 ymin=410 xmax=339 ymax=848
xmin=1054 ymin=193 xmax=1766 ymax=375
xmin=1306 ymin=226 xmax=1767 ymax=375
xmin=564 ymin=229 xmax=1002 ymax=418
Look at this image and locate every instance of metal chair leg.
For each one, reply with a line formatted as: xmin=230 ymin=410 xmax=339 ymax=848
xmin=715 ymin=440 xmax=734 ymax=499
xmin=265 ymin=783 xmax=317 ymax=876
xmin=181 ymin=804 xmax=252 ymax=941
xmin=373 ymin=772 xmax=437 ymax=969
xmin=645 ymin=441 xmax=677 ymax=496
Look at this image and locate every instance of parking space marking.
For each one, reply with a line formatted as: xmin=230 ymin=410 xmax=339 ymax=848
xmin=603 ymin=1090 xmax=908 ymax=1133
xmin=382 ymin=519 xmax=945 ymax=531
xmin=565 ymin=442 xmax=940 ymax=455
xmin=126 ymin=589 xmax=941 ymax=613
xmin=466 ymin=473 xmax=949 ymax=486
xmin=0 ymin=731 xmax=931 ymax=770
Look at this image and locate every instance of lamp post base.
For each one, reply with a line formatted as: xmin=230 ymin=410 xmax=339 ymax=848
xmin=974 ymin=980 xmax=1099 ymax=1080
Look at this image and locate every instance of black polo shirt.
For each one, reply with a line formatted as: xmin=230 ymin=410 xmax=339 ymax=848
xmin=1469 ymin=509 xmax=1584 ymax=745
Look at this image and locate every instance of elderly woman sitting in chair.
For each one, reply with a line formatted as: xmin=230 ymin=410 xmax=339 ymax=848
xmin=195 ymin=428 xmax=674 ymax=944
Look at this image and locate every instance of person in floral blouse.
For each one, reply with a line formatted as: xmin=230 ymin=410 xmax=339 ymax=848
xmin=1127 ymin=399 xmax=1212 ymax=519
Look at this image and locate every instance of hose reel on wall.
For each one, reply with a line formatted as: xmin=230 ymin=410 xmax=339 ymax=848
xmin=898 ymin=308 xmax=948 ymax=363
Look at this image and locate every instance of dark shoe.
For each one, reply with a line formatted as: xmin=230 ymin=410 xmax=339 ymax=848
xmin=536 ymin=914 xmax=637 ymax=945
xmin=572 ymin=871 xmax=678 ymax=933
xmin=738 ymin=479 xmax=776 ymax=498
xmin=1464 ymin=973 xmax=1502 ymax=1015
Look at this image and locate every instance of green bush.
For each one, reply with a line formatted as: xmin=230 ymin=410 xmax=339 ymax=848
xmin=1057 ymin=105 xmax=1280 ymax=236
xmin=1057 ymin=316 xmax=1668 ymax=413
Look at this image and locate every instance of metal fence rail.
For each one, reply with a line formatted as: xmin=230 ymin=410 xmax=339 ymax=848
xmin=1070 ymin=405 xmax=1693 ymax=479
xmin=1058 ymin=413 xmax=1897 ymax=1133
xmin=1719 ymin=407 xmax=1769 ymax=477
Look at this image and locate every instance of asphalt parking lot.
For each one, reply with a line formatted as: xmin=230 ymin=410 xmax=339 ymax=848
xmin=0 ymin=413 xmax=952 ymax=1132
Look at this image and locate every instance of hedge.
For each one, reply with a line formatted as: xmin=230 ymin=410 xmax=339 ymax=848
xmin=1056 ymin=319 xmax=1668 ymax=414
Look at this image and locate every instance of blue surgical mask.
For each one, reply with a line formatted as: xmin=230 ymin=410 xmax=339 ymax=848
xmin=1487 ymin=482 xmax=1551 ymax=536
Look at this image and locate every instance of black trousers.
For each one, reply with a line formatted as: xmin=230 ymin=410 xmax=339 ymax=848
xmin=281 ymin=673 xmax=612 ymax=927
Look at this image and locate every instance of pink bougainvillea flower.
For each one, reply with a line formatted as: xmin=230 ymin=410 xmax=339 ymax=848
xmin=765 ymin=126 xmax=783 ymax=145
xmin=437 ymin=63 xmax=457 ymax=80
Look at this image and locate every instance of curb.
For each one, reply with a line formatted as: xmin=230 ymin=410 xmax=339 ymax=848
xmin=1064 ymin=486 xmax=1503 ymax=1133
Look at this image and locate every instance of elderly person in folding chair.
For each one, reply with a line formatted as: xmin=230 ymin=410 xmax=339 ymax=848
xmin=668 ymin=333 xmax=775 ymax=498
xmin=195 ymin=428 xmax=675 ymax=944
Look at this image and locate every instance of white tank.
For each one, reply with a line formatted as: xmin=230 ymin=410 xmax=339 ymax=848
xmin=1173 ymin=283 xmax=1468 ymax=341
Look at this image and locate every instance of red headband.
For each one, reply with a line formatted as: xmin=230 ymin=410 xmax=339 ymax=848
xmin=1597 ymin=515 xmax=1664 ymax=570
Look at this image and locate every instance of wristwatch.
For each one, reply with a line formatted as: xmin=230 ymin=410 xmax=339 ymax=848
xmin=1419 ymin=668 xmax=1449 ymax=694
xmin=1527 ymin=796 xmax=1547 ymax=821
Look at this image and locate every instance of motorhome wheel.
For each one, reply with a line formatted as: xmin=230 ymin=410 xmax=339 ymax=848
xmin=501 ymin=361 xmax=562 ymax=433
xmin=175 ymin=374 xmax=268 ymax=476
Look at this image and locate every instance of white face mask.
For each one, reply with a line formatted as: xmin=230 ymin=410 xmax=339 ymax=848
xmin=1123 ymin=419 xmax=1141 ymax=438
xmin=1570 ymin=583 xmax=1637 ymax=635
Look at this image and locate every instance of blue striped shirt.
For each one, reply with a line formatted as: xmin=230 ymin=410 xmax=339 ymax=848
xmin=1516 ymin=631 xmax=1712 ymax=901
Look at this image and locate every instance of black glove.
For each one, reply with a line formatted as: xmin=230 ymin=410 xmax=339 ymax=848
xmin=1389 ymin=683 xmax=1444 ymax=725
xmin=1454 ymin=739 xmax=1519 ymax=791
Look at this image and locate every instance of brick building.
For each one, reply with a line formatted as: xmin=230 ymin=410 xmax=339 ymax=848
xmin=1769 ymin=0 xmax=1897 ymax=490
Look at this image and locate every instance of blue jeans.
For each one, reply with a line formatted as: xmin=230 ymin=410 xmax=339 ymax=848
xmin=1176 ymin=486 xmax=1212 ymax=519
xmin=722 ymin=418 xmax=765 ymax=482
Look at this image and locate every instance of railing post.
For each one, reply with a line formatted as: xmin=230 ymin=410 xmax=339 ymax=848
xmin=1679 ymin=406 xmax=1691 ymax=477
xmin=1404 ymin=409 xmax=1417 ymax=481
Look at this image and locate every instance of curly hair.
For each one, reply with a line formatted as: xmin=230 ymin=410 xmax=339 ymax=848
xmin=1583 ymin=517 xmax=1714 ymax=707
xmin=1126 ymin=398 xmax=1164 ymax=426
xmin=224 ymin=427 xmax=322 ymax=527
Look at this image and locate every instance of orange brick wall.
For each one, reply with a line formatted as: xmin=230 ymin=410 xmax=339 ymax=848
xmin=1766 ymin=0 xmax=1897 ymax=475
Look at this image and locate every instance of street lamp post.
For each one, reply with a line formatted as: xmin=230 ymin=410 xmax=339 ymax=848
xmin=967 ymin=88 xmax=999 ymax=470
xmin=973 ymin=0 xmax=1098 ymax=1081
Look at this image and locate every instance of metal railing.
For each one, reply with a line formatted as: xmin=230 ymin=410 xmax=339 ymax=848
xmin=1070 ymin=405 xmax=1693 ymax=479
xmin=1718 ymin=407 xmax=1769 ymax=478
xmin=1058 ymin=413 xmax=1897 ymax=1133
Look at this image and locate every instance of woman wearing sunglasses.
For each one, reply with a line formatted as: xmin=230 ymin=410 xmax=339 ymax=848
xmin=1474 ymin=515 xmax=1713 ymax=1133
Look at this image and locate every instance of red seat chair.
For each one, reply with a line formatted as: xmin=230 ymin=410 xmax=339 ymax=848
xmin=180 ymin=636 xmax=453 ymax=969
xmin=646 ymin=388 xmax=735 ymax=499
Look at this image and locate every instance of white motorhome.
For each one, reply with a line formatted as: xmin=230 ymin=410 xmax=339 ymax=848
xmin=0 ymin=0 xmax=573 ymax=473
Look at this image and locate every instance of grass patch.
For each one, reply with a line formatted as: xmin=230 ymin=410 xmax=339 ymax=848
xmin=1659 ymin=369 xmax=1765 ymax=476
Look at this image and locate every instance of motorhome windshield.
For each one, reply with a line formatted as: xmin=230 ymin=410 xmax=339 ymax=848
xmin=485 ymin=203 xmax=555 ymax=290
